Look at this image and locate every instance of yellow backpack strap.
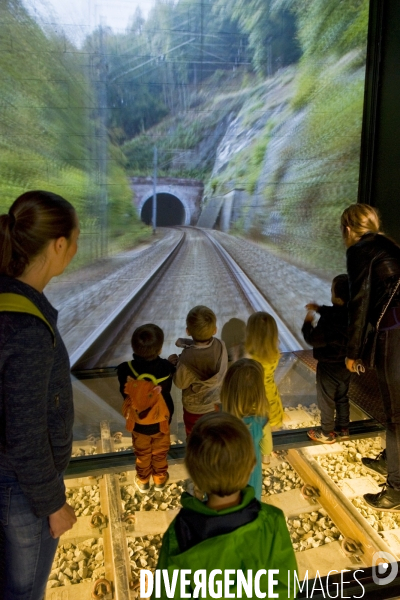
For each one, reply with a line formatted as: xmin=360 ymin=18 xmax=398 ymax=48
xmin=0 ymin=293 xmax=55 ymax=346
xmin=128 ymin=361 xmax=170 ymax=385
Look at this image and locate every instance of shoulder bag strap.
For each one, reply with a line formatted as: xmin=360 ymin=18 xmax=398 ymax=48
xmin=0 ymin=292 xmax=55 ymax=346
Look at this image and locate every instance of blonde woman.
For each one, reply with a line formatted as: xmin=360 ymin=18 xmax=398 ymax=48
xmin=220 ymin=358 xmax=272 ymax=500
xmin=245 ymin=311 xmax=284 ymax=428
xmin=342 ymin=203 xmax=400 ymax=511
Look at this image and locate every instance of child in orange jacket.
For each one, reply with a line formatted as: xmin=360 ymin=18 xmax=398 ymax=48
xmin=117 ymin=324 xmax=175 ymax=493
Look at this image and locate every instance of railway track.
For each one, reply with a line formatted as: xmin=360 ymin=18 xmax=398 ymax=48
xmin=48 ymin=227 xmax=398 ymax=598
xmin=70 ymin=227 xmax=300 ymax=370
xmin=46 ymin=430 xmax=398 ymax=599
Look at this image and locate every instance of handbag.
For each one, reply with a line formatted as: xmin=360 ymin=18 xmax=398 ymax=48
xmin=360 ymin=276 xmax=400 ymax=369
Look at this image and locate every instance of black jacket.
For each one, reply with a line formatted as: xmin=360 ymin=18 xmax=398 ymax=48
xmin=346 ymin=233 xmax=400 ymax=359
xmin=0 ymin=276 xmax=73 ymax=518
xmin=302 ymin=305 xmax=348 ymax=363
xmin=117 ymin=354 xmax=175 ymax=435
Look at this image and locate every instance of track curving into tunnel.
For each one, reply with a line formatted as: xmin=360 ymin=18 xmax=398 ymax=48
xmin=71 ymin=227 xmax=300 ymax=370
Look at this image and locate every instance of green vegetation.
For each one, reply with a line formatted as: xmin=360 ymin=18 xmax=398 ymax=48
xmin=0 ymin=0 xmax=371 ymax=274
xmin=235 ymin=0 xmax=369 ymax=271
xmin=0 ymin=0 xmax=143 ymax=262
xmin=212 ymin=0 xmax=301 ymax=76
xmin=122 ymin=71 xmax=254 ymax=180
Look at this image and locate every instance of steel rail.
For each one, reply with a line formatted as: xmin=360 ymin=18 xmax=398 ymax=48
xmin=71 ymin=227 xmax=300 ymax=370
xmin=70 ymin=232 xmax=185 ymax=370
xmin=199 ymin=228 xmax=302 ymax=351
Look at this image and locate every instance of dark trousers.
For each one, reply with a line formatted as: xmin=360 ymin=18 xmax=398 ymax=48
xmin=316 ymin=361 xmax=351 ymax=434
xmin=375 ymin=328 xmax=400 ymax=490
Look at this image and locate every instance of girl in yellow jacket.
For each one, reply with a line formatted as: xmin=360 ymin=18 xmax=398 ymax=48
xmin=245 ymin=311 xmax=284 ymax=429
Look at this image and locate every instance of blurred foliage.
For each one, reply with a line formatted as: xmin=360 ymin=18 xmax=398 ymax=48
xmin=291 ymin=0 xmax=368 ymax=109
xmin=122 ymin=71 xmax=252 ymax=179
xmin=224 ymin=0 xmax=370 ymax=272
xmin=85 ymin=0 xmax=247 ymax=146
xmin=0 ymin=0 xmax=142 ymax=261
xmin=212 ymin=0 xmax=301 ymax=76
xmin=86 ymin=0 xmax=300 ymax=147
xmin=0 ymin=0 xmax=371 ymax=276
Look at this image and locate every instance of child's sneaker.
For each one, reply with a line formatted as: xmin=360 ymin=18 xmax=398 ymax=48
xmin=335 ymin=427 xmax=350 ymax=439
xmin=134 ymin=476 xmax=150 ymax=493
xmin=307 ymin=429 xmax=337 ymax=444
xmin=154 ymin=473 xmax=169 ymax=492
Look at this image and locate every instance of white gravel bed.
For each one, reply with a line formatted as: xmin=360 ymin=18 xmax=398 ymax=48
xmin=47 ymin=538 xmax=104 ymax=588
xmin=262 ymin=460 xmax=303 ymax=496
xmin=65 ymin=485 xmax=100 ymax=517
xmin=286 ymin=508 xmax=342 ymax=552
xmin=315 ymin=438 xmax=385 ymax=483
xmin=128 ymin=534 xmax=163 ymax=597
xmin=121 ymin=480 xmax=190 ymax=513
xmin=282 ymin=403 xmax=320 ymax=429
xmin=71 ymin=445 xmax=98 ymax=457
xmin=351 ymin=497 xmax=400 ymax=532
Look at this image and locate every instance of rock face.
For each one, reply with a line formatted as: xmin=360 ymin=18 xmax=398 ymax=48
xmin=200 ymin=51 xmax=366 ymax=273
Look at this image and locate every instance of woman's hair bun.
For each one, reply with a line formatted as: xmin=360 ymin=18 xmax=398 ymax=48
xmin=0 ymin=190 xmax=76 ymax=277
xmin=7 ymin=212 xmax=16 ymax=230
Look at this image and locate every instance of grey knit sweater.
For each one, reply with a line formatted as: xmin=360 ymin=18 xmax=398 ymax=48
xmin=0 ymin=276 xmax=73 ymax=518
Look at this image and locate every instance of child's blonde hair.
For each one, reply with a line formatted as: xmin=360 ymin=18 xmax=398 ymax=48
xmin=185 ymin=412 xmax=256 ymax=496
xmin=245 ymin=312 xmax=280 ymax=363
xmin=220 ymin=358 xmax=269 ymax=419
xmin=186 ymin=305 xmax=216 ymax=342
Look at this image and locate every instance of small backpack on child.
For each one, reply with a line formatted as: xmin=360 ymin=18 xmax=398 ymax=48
xmin=122 ymin=362 xmax=170 ymax=433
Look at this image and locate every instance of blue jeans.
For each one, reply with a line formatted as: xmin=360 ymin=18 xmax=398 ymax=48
xmin=0 ymin=470 xmax=61 ymax=600
xmin=375 ymin=328 xmax=400 ymax=490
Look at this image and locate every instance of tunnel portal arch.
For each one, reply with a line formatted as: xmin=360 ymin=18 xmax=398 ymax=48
xmin=140 ymin=191 xmax=189 ymax=226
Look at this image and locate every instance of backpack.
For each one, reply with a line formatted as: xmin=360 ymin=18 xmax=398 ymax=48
xmin=122 ymin=362 xmax=171 ymax=434
xmin=0 ymin=292 xmax=55 ymax=345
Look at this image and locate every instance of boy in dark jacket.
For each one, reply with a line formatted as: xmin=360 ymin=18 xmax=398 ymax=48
xmin=155 ymin=412 xmax=297 ymax=599
xmin=302 ymin=274 xmax=351 ymax=444
xmin=117 ymin=323 xmax=175 ymax=492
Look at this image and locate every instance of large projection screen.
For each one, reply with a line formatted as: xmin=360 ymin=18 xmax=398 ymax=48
xmin=0 ymin=0 xmax=370 ymax=364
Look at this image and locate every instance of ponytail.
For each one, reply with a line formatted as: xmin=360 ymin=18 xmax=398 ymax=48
xmin=0 ymin=191 xmax=76 ymax=277
xmin=0 ymin=214 xmax=16 ymax=275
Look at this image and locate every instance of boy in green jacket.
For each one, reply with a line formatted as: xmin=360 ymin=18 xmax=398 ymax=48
xmin=154 ymin=412 xmax=297 ymax=599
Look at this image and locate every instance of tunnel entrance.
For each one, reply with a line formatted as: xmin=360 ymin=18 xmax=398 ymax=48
xmin=141 ymin=193 xmax=186 ymax=226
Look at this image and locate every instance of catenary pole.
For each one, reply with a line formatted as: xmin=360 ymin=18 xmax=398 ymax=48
xmin=152 ymin=146 xmax=157 ymax=234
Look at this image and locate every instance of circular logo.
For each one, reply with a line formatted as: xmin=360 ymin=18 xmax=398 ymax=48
xmin=372 ymin=551 xmax=398 ymax=586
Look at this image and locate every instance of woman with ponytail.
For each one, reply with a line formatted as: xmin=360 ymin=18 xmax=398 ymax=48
xmin=0 ymin=191 xmax=79 ymax=599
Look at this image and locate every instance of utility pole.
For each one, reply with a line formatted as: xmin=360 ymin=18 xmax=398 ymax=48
xmin=152 ymin=146 xmax=157 ymax=234
xmin=98 ymin=22 xmax=108 ymax=256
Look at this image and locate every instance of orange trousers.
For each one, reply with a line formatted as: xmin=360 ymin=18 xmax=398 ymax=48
xmin=132 ymin=430 xmax=170 ymax=485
